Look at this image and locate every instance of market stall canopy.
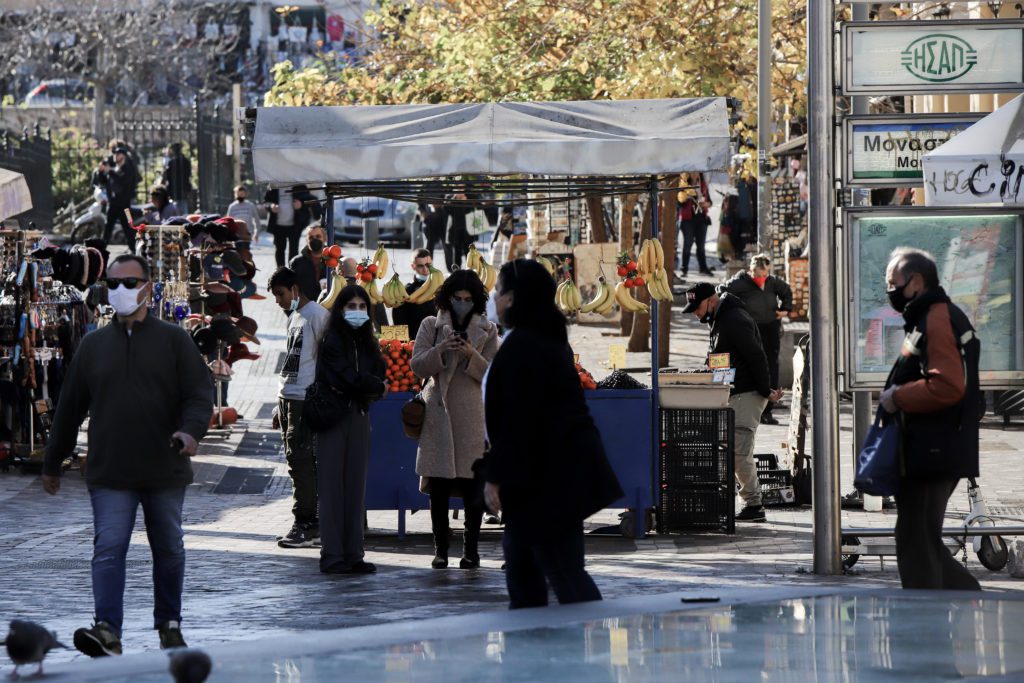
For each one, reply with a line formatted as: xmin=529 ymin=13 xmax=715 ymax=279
xmin=251 ymin=98 xmax=731 ymax=186
xmin=923 ymin=95 xmax=1024 ymax=207
xmin=0 ymin=167 xmax=32 ymax=221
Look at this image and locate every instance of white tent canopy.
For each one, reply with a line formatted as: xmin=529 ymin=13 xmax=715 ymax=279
xmin=251 ymin=98 xmax=731 ymax=186
xmin=923 ymin=95 xmax=1024 ymax=207
xmin=0 ymin=167 xmax=32 ymax=221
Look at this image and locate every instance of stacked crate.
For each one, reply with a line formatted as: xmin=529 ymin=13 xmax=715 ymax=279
xmin=755 ymin=453 xmax=796 ymax=507
xmin=657 ymin=408 xmax=735 ymax=535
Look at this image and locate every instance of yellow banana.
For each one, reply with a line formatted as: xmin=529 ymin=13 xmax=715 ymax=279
xmin=319 ymin=271 xmax=346 ymax=310
xmin=555 ymin=279 xmax=570 ymax=313
xmin=537 ymin=256 xmax=556 ymax=279
xmin=360 ymin=277 xmax=384 ymax=305
xmin=408 ymin=266 xmax=444 ymax=304
xmin=581 ymin=278 xmax=612 ymax=314
xmin=638 ymin=240 xmax=652 ymax=277
xmin=383 ymin=274 xmax=407 ymax=307
xmin=651 ymin=238 xmax=665 ymax=271
xmin=481 ymin=261 xmax=498 ymax=293
xmin=372 ymin=246 xmax=388 ymax=279
xmin=595 ymin=289 xmax=616 ymax=315
xmin=467 ymin=246 xmax=482 ymax=271
xmin=615 ymin=281 xmax=649 ymax=314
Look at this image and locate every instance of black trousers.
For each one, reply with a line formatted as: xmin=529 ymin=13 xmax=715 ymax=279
xmin=758 ymin=321 xmax=782 ymax=413
xmin=424 ymin=228 xmax=446 ymax=260
xmin=895 ymin=478 xmax=981 ymax=591
xmin=444 ymin=227 xmax=471 ymax=271
xmin=429 ymin=477 xmax=482 ymax=557
xmin=679 ymin=218 xmax=709 ymax=273
xmin=502 ymin=522 xmax=602 ymax=609
xmin=105 ymin=206 xmax=136 ymax=252
xmin=273 ymin=225 xmax=301 ymax=268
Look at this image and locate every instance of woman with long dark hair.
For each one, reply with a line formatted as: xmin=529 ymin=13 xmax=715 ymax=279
xmin=483 ymin=259 xmax=622 ymax=608
xmin=315 ymin=285 xmax=387 ymax=574
xmin=411 ymin=269 xmax=499 ymax=569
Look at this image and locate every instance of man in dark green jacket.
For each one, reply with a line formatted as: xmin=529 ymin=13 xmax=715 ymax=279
xmin=42 ymin=254 xmax=213 ymax=658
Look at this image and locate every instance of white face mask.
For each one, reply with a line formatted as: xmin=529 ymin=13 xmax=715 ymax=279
xmin=108 ymin=283 xmax=146 ymax=317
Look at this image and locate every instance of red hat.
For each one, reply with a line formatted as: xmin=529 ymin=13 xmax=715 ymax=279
xmin=225 ymin=343 xmax=261 ymax=365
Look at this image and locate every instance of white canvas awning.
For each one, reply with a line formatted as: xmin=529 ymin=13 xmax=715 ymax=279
xmin=923 ymin=96 xmax=1024 ymax=207
xmin=251 ymin=98 xmax=731 ymax=186
xmin=0 ymin=167 xmax=32 ymax=221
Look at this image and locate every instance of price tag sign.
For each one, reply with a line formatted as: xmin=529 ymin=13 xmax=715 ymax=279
xmin=573 ymin=354 xmax=580 ymax=364
xmin=609 ymin=344 xmax=626 ymax=369
xmin=708 ymin=353 xmax=731 ymax=370
xmin=712 ymin=368 xmax=736 ymax=385
xmin=380 ymin=325 xmax=410 ymax=342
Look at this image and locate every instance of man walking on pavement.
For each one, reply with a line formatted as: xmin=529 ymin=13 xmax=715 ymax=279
xmin=879 ymin=248 xmax=981 ymax=590
xmin=42 ymin=254 xmax=214 ymax=657
xmin=269 ymin=267 xmax=331 ymax=548
xmin=683 ymin=282 xmax=783 ymax=523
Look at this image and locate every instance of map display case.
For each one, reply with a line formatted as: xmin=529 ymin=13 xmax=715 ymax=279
xmin=843 ymin=208 xmax=1024 ymax=388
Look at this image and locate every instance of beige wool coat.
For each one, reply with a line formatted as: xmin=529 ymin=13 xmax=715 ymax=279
xmin=411 ymin=311 xmax=499 ymax=490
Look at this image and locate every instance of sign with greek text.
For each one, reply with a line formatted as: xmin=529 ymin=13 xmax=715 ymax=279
xmin=380 ymin=325 xmax=410 ymax=342
xmin=608 ymin=344 xmax=626 ymax=369
xmin=843 ymin=21 xmax=1024 ymax=94
xmin=844 ymin=115 xmax=982 ymax=187
xmin=708 ymin=353 xmax=731 ymax=370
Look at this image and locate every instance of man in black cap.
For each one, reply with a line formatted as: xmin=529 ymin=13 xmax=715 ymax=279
xmin=98 ymin=147 xmax=142 ymax=252
xmin=682 ymin=282 xmax=784 ymax=523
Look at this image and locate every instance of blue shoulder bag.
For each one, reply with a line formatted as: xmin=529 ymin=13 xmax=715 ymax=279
xmin=854 ymin=407 xmax=901 ymax=497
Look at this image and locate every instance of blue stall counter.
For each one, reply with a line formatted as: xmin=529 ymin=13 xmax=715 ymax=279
xmin=366 ymin=390 xmax=655 ymax=538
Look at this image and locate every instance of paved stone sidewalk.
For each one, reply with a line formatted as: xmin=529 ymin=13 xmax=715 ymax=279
xmin=2 ymin=238 xmax=1022 ymax=669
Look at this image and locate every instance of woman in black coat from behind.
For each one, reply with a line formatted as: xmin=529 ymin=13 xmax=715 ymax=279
xmin=315 ymin=285 xmax=387 ymax=574
xmin=484 ymin=259 xmax=623 ymax=609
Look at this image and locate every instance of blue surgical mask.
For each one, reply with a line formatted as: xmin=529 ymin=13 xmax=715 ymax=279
xmin=344 ymin=310 xmax=370 ymax=328
xmin=289 ymin=297 xmax=300 ymax=313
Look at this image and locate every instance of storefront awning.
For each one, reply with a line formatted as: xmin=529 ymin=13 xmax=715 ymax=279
xmin=0 ymin=167 xmax=32 ymax=221
xmin=923 ymin=96 xmax=1024 ymax=207
xmin=250 ymin=98 xmax=731 ymax=186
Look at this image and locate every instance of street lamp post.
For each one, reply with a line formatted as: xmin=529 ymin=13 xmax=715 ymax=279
xmin=756 ymin=0 xmax=771 ymax=251
xmin=808 ymin=0 xmax=842 ymax=575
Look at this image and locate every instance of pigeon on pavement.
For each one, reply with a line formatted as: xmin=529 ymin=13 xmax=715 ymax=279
xmin=168 ymin=648 xmax=212 ymax=683
xmin=2 ymin=619 xmax=67 ymax=678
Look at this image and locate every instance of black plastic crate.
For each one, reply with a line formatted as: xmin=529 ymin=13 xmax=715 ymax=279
xmin=657 ymin=483 xmax=735 ymax=535
xmin=660 ymin=409 xmax=734 ymax=487
xmin=660 ymin=408 xmax=732 ymax=445
xmin=755 ymin=453 xmax=796 ymax=507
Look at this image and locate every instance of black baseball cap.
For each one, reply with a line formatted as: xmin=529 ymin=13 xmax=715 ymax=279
xmin=681 ymin=282 xmax=717 ymax=313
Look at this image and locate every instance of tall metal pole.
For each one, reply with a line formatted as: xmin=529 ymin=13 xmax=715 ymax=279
xmin=849 ymin=2 xmax=872 ymax=504
xmin=756 ymin=0 xmax=772 ymax=251
xmin=808 ymin=0 xmax=842 ymax=574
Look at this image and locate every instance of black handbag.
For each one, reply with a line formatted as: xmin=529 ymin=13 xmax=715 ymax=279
xmin=302 ymin=380 xmax=350 ymax=432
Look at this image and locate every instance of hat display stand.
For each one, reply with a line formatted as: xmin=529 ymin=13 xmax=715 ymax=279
xmin=0 ymin=229 xmax=88 ymax=473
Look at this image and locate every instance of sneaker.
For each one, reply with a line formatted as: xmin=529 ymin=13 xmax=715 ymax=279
xmin=278 ymin=522 xmax=319 ymax=548
xmin=483 ymin=513 xmax=502 ymax=525
xmin=158 ymin=620 xmax=187 ymax=650
xmin=73 ymin=621 xmax=122 ymax=658
xmin=736 ymin=505 xmax=767 ymax=523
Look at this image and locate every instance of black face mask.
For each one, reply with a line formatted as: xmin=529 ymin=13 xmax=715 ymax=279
xmin=309 ymin=238 xmax=324 ymax=253
xmin=886 ymin=281 xmax=914 ymax=313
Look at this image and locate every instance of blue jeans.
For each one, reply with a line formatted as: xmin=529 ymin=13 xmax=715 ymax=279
xmin=89 ymin=487 xmax=186 ymax=636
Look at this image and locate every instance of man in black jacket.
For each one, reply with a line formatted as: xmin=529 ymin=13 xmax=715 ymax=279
xmin=42 ymin=254 xmax=214 ymax=657
xmin=161 ymin=143 xmax=192 ymax=215
xmin=99 ymin=147 xmax=141 ymax=252
xmin=391 ymin=249 xmax=437 ymax=340
xmin=683 ymin=283 xmax=783 ymax=522
xmin=289 ymin=224 xmax=327 ymax=302
xmin=718 ymin=254 xmax=794 ymax=424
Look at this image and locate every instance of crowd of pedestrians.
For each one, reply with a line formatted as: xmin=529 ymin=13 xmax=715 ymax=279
xmin=37 ymin=170 xmax=986 ymax=659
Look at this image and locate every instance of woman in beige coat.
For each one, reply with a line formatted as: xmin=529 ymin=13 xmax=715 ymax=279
xmin=411 ymin=269 xmax=499 ymax=569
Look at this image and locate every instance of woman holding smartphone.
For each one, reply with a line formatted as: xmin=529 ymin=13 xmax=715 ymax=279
xmin=411 ymin=269 xmax=499 ymax=569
